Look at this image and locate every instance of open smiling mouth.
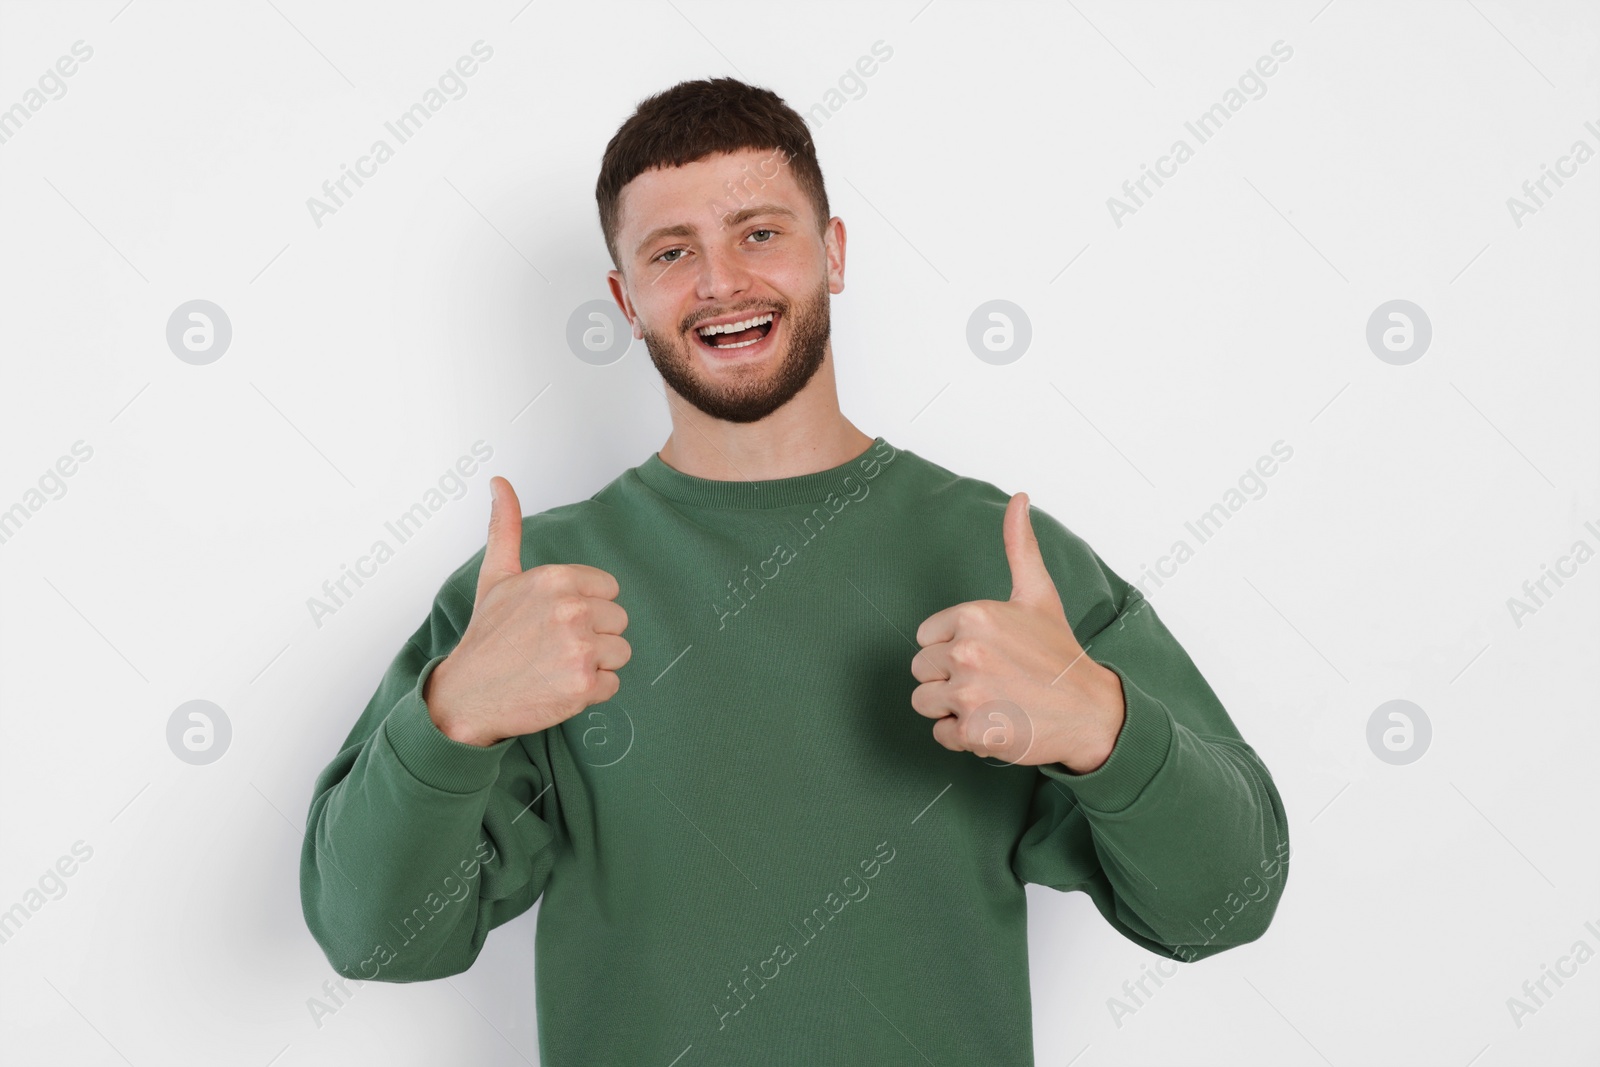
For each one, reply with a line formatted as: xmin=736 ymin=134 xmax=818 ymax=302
xmin=692 ymin=311 xmax=778 ymax=354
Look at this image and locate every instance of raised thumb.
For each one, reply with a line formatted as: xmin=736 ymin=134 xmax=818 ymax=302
xmin=475 ymin=476 xmax=524 ymax=606
xmin=1004 ymin=491 xmax=1063 ymax=614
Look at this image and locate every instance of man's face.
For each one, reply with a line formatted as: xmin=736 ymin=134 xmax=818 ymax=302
xmin=607 ymin=148 xmax=845 ymax=424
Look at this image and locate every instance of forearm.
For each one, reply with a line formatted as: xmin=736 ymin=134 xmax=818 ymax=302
xmin=301 ymin=655 xmax=522 ymax=982
xmin=1044 ymin=663 xmax=1290 ymax=955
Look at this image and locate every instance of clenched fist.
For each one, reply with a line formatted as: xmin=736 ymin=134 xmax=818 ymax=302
xmin=424 ymin=476 xmax=631 ymax=747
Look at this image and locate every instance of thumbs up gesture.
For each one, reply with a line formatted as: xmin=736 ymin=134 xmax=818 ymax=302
xmin=423 ymin=476 xmax=632 ymax=747
xmin=911 ymin=492 xmax=1125 ymax=772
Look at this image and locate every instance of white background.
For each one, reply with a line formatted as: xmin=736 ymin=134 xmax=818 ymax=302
xmin=1 ymin=0 xmax=1597 ymax=1064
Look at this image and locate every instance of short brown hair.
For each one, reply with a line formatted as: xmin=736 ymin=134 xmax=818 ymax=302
xmin=595 ymin=77 xmax=831 ymax=271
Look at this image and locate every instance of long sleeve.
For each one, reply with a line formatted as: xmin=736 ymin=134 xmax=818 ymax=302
xmin=299 ymin=555 xmax=561 ymax=983
xmin=1011 ymin=515 xmax=1291 ymax=963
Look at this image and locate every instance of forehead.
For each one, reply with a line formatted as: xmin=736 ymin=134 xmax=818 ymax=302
xmin=617 ymin=147 xmax=806 ymax=243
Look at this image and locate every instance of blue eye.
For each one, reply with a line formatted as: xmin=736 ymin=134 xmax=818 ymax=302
xmin=656 ymin=248 xmax=685 ymax=264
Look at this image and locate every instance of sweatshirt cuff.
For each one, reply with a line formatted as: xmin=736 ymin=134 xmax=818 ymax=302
xmin=1039 ymin=661 xmax=1174 ymax=814
xmin=383 ymin=653 xmax=515 ymax=794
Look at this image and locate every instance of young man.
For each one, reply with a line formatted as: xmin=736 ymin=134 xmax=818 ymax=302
xmin=301 ymin=78 xmax=1290 ymax=1065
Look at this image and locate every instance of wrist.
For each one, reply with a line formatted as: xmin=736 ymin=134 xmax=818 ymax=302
xmin=423 ymin=657 xmax=500 ymax=748
xmin=1059 ymin=665 xmax=1126 ymax=774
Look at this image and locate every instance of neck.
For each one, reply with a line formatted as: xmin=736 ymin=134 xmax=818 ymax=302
xmin=656 ymin=344 xmax=874 ymax=481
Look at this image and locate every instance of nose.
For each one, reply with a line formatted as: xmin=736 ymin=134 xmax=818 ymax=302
xmin=694 ymin=239 xmax=752 ymax=306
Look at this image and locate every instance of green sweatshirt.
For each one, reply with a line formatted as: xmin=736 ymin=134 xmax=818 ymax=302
xmin=300 ymin=436 xmax=1290 ymax=1065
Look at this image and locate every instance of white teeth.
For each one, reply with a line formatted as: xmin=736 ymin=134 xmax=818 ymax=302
xmin=696 ymin=312 xmax=774 ymax=338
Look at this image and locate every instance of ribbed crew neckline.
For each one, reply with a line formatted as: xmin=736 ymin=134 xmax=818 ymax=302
xmin=633 ymin=436 xmax=890 ymax=510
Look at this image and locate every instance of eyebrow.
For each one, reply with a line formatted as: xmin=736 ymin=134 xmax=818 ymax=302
xmin=634 ymin=203 xmax=800 ymax=258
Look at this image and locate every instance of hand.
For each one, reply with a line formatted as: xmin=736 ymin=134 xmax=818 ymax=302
xmin=910 ymin=492 xmax=1125 ymax=772
xmin=424 ymin=476 xmax=631 ymax=747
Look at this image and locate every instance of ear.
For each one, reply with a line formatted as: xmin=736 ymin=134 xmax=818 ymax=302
xmin=606 ymin=269 xmax=643 ymax=339
xmin=824 ymin=216 xmax=846 ymax=295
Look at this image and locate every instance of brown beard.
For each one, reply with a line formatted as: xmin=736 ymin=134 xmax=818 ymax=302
xmin=641 ymin=279 xmax=830 ymax=425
